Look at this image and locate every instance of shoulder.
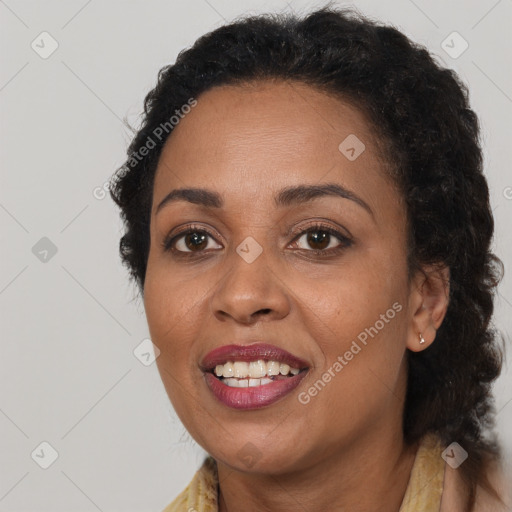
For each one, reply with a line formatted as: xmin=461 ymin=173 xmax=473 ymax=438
xmin=161 ymin=456 xmax=218 ymax=512
xmin=474 ymin=458 xmax=512 ymax=512
xmin=441 ymin=456 xmax=512 ymax=512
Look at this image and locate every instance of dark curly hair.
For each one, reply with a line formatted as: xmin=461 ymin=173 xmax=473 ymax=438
xmin=110 ymin=5 xmax=505 ymax=509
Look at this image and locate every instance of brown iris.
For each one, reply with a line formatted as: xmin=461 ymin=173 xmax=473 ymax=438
xmin=185 ymin=232 xmax=208 ymax=251
xmin=306 ymin=231 xmax=330 ymax=250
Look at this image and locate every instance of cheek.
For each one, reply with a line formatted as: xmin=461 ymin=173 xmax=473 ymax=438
xmin=302 ymin=252 xmax=405 ymax=336
xmin=143 ymin=259 xmax=209 ymax=369
xmin=144 ymin=264 xmax=208 ymax=431
xmin=293 ymin=275 xmax=408 ymax=440
xmin=297 ymin=246 xmax=409 ymax=389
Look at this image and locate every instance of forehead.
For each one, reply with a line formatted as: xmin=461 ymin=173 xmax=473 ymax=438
xmin=152 ymin=80 xmax=393 ymax=210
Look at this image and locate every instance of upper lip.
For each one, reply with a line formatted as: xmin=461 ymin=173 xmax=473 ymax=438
xmin=200 ymin=343 xmax=310 ymax=372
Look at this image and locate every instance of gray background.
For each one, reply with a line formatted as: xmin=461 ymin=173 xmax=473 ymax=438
xmin=1 ymin=0 xmax=511 ymax=510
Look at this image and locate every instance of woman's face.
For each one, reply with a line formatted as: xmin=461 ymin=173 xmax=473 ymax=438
xmin=144 ymin=80 xmax=415 ymax=473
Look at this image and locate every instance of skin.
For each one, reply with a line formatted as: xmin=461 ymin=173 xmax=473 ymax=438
xmin=144 ymin=79 xmax=450 ymax=512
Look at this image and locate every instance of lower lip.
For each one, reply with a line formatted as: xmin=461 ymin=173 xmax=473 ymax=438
xmin=204 ymin=372 xmax=307 ymax=410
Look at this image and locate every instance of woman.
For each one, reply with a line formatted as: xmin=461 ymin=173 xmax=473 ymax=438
xmin=110 ymin=6 xmax=510 ymax=511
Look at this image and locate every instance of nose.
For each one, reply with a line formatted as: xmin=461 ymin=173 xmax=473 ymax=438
xmin=210 ymin=245 xmax=291 ymax=325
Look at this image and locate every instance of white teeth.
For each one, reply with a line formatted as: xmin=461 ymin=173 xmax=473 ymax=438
xmin=224 ymin=377 xmax=275 ymax=388
xmin=233 ymin=361 xmax=249 ymax=378
xmin=223 ymin=362 xmax=234 ymax=378
xmin=267 ymin=361 xmax=281 ymax=376
xmin=249 ymin=360 xmax=266 ymax=378
xmin=279 ymin=363 xmax=290 ymax=375
xmin=213 ymin=359 xmax=302 ymax=379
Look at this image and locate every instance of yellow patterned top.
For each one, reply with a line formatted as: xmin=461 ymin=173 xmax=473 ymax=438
xmin=162 ymin=433 xmax=445 ymax=512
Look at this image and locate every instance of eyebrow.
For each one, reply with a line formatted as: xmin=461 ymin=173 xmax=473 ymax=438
xmin=155 ymin=183 xmax=373 ymax=217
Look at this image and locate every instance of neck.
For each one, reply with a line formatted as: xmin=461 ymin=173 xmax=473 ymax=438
xmin=217 ymin=427 xmax=419 ymax=512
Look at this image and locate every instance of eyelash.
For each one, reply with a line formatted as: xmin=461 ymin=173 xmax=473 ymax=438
xmin=161 ymin=222 xmax=352 ymax=259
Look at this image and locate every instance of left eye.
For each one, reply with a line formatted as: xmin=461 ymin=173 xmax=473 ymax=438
xmin=291 ymin=227 xmax=350 ymax=252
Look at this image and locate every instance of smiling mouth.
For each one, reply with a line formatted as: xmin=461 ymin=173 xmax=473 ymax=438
xmin=200 ymin=343 xmax=310 ymax=409
xmin=208 ymin=359 xmax=308 ymax=388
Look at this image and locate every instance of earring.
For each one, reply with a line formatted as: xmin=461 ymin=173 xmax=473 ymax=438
xmin=419 ymin=333 xmax=426 ymax=344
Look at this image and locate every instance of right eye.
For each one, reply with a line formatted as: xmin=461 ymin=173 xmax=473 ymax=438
xmin=162 ymin=226 xmax=223 ymax=255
